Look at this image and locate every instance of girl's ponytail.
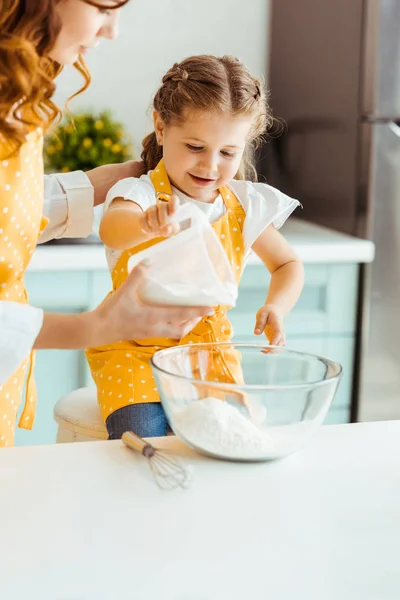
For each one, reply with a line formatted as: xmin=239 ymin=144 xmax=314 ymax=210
xmin=141 ymin=131 xmax=163 ymax=172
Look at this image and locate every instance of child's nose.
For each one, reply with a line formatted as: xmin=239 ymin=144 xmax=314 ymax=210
xmin=200 ymin=152 xmax=219 ymax=174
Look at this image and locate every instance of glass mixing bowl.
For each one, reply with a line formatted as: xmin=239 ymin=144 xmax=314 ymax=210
xmin=151 ymin=343 xmax=342 ymax=462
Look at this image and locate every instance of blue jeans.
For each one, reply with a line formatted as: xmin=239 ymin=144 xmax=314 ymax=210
xmin=106 ymin=403 xmax=169 ymax=439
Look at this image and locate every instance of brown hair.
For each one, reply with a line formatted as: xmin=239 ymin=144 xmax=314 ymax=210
xmin=141 ymin=55 xmax=272 ymax=181
xmin=0 ymin=0 xmax=129 ymax=158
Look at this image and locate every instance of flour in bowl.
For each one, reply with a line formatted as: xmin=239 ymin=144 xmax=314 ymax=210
xmin=173 ymin=397 xmax=290 ymax=459
xmin=172 ymin=396 xmax=312 ymax=460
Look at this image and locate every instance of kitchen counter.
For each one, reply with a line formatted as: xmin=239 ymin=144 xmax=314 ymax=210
xmin=0 ymin=421 xmax=399 ymax=599
xmin=28 ymin=218 xmax=375 ymax=271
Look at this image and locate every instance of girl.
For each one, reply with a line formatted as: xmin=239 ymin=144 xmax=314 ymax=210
xmin=0 ymin=1 xmax=211 ymax=448
xmin=87 ymin=55 xmax=304 ymax=439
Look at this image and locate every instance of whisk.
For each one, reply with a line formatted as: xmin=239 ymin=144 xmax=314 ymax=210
xmin=121 ymin=431 xmax=192 ymax=490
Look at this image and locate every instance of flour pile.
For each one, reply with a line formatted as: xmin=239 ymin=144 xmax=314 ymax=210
xmin=172 ymin=396 xmax=314 ymax=460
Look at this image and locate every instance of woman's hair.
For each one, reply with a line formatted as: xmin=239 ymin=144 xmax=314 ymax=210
xmin=0 ymin=0 xmax=129 ymax=158
xmin=141 ymin=55 xmax=272 ymax=181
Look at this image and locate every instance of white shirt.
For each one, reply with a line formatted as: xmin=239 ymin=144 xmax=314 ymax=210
xmin=0 ymin=171 xmax=94 ymax=384
xmin=104 ymin=174 xmax=300 ymax=271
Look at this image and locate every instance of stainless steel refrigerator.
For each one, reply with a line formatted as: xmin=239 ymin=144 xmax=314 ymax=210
xmin=262 ymin=0 xmax=400 ymax=421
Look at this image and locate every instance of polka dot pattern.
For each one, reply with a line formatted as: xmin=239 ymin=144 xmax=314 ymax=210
xmin=1 ymin=129 xmax=45 ymax=446
xmin=86 ymin=347 xmax=160 ymax=422
xmin=86 ymin=159 xmax=246 ymax=424
xmin=0 ymin=357 xmax=29 ymax=447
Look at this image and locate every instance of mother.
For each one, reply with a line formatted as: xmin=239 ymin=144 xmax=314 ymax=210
xmin=0 ymin=0 xmax=211 ymax=447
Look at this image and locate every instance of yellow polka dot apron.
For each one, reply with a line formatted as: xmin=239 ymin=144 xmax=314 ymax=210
xmin=86 ymin=159 xmax=246 ymax=423
xmin=0 ymin=129 xmax=48 ymax=447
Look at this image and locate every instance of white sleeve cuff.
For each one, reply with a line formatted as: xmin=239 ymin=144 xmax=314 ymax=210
xmin=0 ymin=302 xmax=44 ymax=384
xmin=40 ymin=171 xmax=94 ymax=243
xmin=51 ymin=171 xmax=94 ymax=238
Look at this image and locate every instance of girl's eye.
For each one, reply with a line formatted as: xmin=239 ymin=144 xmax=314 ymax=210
xmin=186 ymin=144 xmax=203 ymax=152
xmin=221 ymin=150 xmax=236 ymax=158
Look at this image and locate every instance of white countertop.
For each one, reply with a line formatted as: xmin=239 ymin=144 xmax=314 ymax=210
xmin=27 ymin=219 xmax=375 ymax=272
xmin=0 ymin=421 xmax=399 ymax=599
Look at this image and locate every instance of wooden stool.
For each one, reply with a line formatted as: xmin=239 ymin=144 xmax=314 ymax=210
xmin=54 ymin=387 xmax=107 ymax=442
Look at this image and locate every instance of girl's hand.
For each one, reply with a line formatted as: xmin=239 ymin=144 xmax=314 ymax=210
xmin=140 ymin=195 xmax=180 ymax=238
xmin=254 ymin=304 xmax=286 ymax=346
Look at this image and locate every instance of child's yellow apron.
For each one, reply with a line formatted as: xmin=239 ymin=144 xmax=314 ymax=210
xmin=86 ymin=159 xmax=246 ymax=422
xmin=0 ymin=129 xmax=48 ymax=447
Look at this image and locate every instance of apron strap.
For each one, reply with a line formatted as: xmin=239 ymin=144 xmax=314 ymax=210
xmin=219 ymin=185 xmax=246 ymax=232
xmin=18 ymin=351 xmax=36 ymax=430
xmin=150 ymin=160 xmax=173 ymax=201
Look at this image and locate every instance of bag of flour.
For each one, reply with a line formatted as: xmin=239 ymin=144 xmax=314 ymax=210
xmin=127 ymin=203 xmax=238 ymax=307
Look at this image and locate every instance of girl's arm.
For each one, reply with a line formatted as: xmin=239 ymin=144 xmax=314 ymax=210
xmin=99 ymin=196 xmax=180 ymax=250
xmin=251 ymin=224 xmax=304 ymax=345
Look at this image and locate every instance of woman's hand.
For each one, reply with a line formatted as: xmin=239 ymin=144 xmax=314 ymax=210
xmin=92 ymin=262 xmax=212 ymax=343
xmin=86 ymin=160 xmax=146 ymax=207
xmin=35 ymin=263 xmax=213 ymax=350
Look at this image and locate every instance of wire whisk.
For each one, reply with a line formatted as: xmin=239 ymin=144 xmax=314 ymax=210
xmin=122 ymin=431 xmax=192 ymax=490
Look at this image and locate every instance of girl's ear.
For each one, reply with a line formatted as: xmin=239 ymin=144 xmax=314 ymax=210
xmin=153 ymin=110 xmax=165 ymax=146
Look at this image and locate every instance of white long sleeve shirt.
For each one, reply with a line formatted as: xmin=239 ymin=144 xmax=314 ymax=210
xmin=0 ymin=171 xmax=94 ymax=384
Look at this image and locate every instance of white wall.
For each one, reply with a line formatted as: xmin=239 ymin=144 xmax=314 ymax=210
xmin=54 ymin=0 xmax=270 ymax=155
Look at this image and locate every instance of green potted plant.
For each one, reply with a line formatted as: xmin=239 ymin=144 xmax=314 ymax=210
xmin=44 ymin=110 xmax=133 ymax=173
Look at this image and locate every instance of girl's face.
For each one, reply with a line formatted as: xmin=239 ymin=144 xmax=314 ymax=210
xmin=154 ymin=109 xmax=253 ymax=202
xmin=49 ymin=0 xmax=121 ymax=64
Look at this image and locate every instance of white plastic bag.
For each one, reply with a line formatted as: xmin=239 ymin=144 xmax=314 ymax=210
xmin=127 ymin=203 xmax=238 ymax=307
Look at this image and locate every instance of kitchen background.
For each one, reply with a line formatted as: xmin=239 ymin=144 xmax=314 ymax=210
xmin=53 ymin=0 xmax=271 ymax=153
xmin=20 ymin=0 xmax=398 ymax=445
